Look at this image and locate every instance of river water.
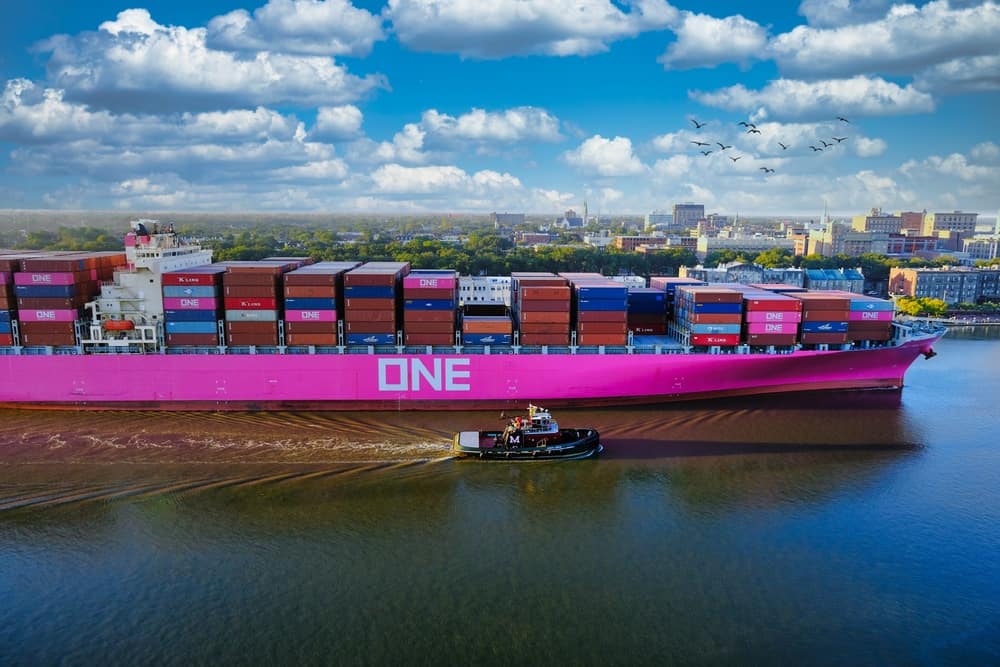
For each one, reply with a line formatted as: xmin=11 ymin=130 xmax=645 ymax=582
xmin=1 ymin=333 xmax=998 ymax=664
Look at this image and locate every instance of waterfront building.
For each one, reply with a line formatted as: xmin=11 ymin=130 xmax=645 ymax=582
xmin=889 ymin=267 xmax=988 ymax=304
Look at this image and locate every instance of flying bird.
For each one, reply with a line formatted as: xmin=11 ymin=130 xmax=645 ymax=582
xmin=700 ymin=150 xmax=713 ymax=156
xmin=837 ymin=116 xmax=850 ymax=123
xmin=717 ymin=142 xmax=732 ymax=150
xmin=759 ymin=167 xmax=775 ymax=173
xmin=778 ymin=142 xmax=789 ymax=150
xmin=730 ymin=156 xmax=742 ymax=162
xmin=820 ymin=139 xmax=832 ymax=148
xmin=690 ymin=119 xmax=706 ymax=129
xmin=833 ymin=136 xmax=847 ymax=143
xmin=809 ymin=145 xmax=823 ymax=152
xmin=747 ymin=128 xmax=761 ymax=134
xmin=690 ymin=140 xmax=710 ymax=146
xmin=738 ymin=121 xmax=756 ymax=129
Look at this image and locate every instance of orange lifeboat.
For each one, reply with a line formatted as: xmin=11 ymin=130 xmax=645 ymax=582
xmin=103 ymin=319 xmax=135 ymax=331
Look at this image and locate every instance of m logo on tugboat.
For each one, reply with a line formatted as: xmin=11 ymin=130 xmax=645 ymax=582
xmin=378 ymin=358 xmax=471 ymax=392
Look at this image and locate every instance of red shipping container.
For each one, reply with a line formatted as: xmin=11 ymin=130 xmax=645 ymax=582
xmin=517 ymin=299 xmax=570 ymax=312
xmin=578 ymin=310 xmax=629 ymax=323
xmin=685 ymin=313 xmax=742 ymax=324
xmin=225 ymin=321 xmax=278 ymax=334
xmin=166 ymin=333 xmax=219 ymax=346
xmin=0 ymin=297 xmax=12 ymax=309
xmin=226 ymin=333 xmax=279 ymax=346
xmin=404 ymin=333 xmax=455 ymax=345
xmin=19 ymin=321 xmax=76 ymax=334
xmin=284 ymin=285 xmax=337 ymax=298
xmin=800 ymin=332 xmax=849 ymax=344
xmin=461 ymin=319 xmax=512 ymax=334
xmin=518 ymin=322 xmax=569 ymax=334
xmin=403 ymin=321 xmax=455 ymax=334
xmin=225 ymin=285 xmax=280 ymax=298
xmin=223 ymin=273 xmax=281 ymax=287
xmin=21 ymin=333 xmax=77 ymax=346
xmin=791 ymin=294 xmax=850 ymax=309
xmin=284 ymin=321 xmax=337 ymax=334
xmin=519 ymin=286 xmax=571 ymax=299
xmin=0 ymin=333 xmax=14 ymax=346
xmin=518 ymin=311 xmax=571 ymax=324
xmin=287 ymin=333 xmax=339 ymax=346
xmin=743 ymin=333 xmax=798 ymax=346
xmin=401 ymin=310 xmax=455 ymax=323
xmin=346 ymin=321 xmax=396 ymax=333
xmin=344 ymin=298 xmax=395 ymax=310
xmin=224 ymin=297 xmax=278 ymax=310
xmin=691 ymin=333 xmax=740 ymax=346
xmin=17 ymin=297 xmax=84 ymax=309
xmin=802 ymin=309 xmax=850 ymax=322
xmin=577 ymin=321 xmax=628 ymax=334
xmin=402 ymin=287 xmax=456 ymax=300
xmin=520 ymin=334 xmax=570 ymax=345
xmin=743 ymin=297 xmax=802 ymax=312
xmin=226 ymin=263 xmax=290 ymax=276
xmin=627 ymin=313 xmax=665 ymax=324
xmin=344 ymin=310 xmax=396 ymax=323
xmin=678 ymin=288 xmax=743 ymax=303
xmin=577 ymin=333 xmax=628 ymax=346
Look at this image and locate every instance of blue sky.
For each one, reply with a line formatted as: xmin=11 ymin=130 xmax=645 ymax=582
xmin=1 ymin=0 xmax=998 ymax=216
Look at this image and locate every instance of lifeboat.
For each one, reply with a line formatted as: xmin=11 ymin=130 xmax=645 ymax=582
xmin=102 ymin=319 xmax=135 ymax=331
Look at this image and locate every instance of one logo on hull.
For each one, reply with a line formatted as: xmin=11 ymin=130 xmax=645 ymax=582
xmin=378 ymin=358 xmax=471 ymax=392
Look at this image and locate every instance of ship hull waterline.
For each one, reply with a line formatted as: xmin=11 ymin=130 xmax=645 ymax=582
xmin=0 ymin=333 xmax=941 ymax=411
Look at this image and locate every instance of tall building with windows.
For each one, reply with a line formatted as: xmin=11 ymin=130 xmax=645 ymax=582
xmin=922 ymin=211 xmax=978 ymax=237
xmin=852 ymin=208 xmax=902 ymax=233
xmin=671 ymin=203 xmax=705 ymax=231
xmin=897 ymin=211 xmax=925 ymax=234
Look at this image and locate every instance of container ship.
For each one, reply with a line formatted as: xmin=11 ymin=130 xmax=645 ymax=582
xmin=0 ymin=223 xmax=944 ymax=411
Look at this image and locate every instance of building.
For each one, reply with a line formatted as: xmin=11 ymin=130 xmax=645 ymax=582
xmin=614 ymin=235 xmax=669 ymax=252
xmin=852 ymin=208 xmax=903 ymax=234
xmin=889 ymin=267 xmax=983 ymax=304
xmin=680 ymin=263 xmax=805 ymax=287
xmin=554 ymin=209 xmax=584 ymax=230
xmin=922 ymin=211 xmax=979 ymax=238
xmin=897 ymin=211 xmax=925 ymax=234
xmin=491 ymin=212 xmax=525 ymax=228
xmin=644 ymin=211 xmax=671 ymax=230
xmin=583 ymin=230 xmax=614 ymax=248
xmin=805 ymin=269 xmax=865 ymax=293
xmin=696 ymin=236 xmax=795 ymax=258
xmin=672 ymin=203 xmax=705 ymax=231
xmin=963 ymin=237 xmax=1000 ymax=262
xmin=516 ymin=232 xmax=553 ymax=245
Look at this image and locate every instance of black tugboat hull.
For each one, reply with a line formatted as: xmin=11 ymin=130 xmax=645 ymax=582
xmin=452 ymin=428 xmax=602 ymax=461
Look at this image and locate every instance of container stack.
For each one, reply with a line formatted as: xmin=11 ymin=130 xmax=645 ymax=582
xmin=0 ymin=254 xmax=24 ymax=346
xmin=14 ymin=253 xmax=113 ymax=347
xmin=561 ymin=273 xmax=629 ymax=346
xmin=223 ymin=261 xmax=298 ymax=347
xmin=627 ymin=288 xmax=670 ymax=335
xmin=832 ymin=292 xmax=895 ymax=343
xmin=511 ymin=272 xmax=570 ymax=346
xmin=402 ymin=270 xmax=457 ymax=346
xmin=741 ymin=290 xmax=802 ymax=347
xmin=790 ymin=292 xmax=851 ymax=345
xmin=674 ymin=286 xmax=744 ymax=347
xmin=649 ymin=277 xmax=705 ymax=324
xmin=283 ymin=261 xmax=359 ymax=347
xmin=343 ymin=262 xmax=409 ymax=345
xmin=460 ymin=309 xmax=513 ymax=345
xmin=162 ymin=265 xmax=227 ymax=346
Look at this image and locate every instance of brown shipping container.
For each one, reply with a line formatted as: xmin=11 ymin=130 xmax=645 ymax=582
xmin=225 ymin=321 xmax=278 ymax=334
xmin=20 ymin=321 xmax=77 ymax=334
xmin=629 ymin=325 xmax=667 ymax=335
xmin=403 ymin=321 xmax=455 ymax=334
xmin=402 ymin=310 xmax=455 ymax=323
xmin=849 ymin=331 xmax=892 ymax=341
xmin=402 ymin=287 xmax=456 ymax=300
xmin=801 ymin=309 xmax=850 ymax=322
xmin=226 ymin=333 xmax=279 ymax=346
xmin=284 ymin=285 xmax=337 ymax=298
xmin=224 ymin=297 xmax=278 ymax=310
xmin=791 ymin=294 xmax=850 ymax=310
xmin=286 ymin=333 xmax=340 ymax=346
xmin=627 ymin=313 xmax=665 ymax=325
xmin=517 ymin=300 xmax=571 ymax=312
xmin=404 ymin=333 xmax=455 ymax=345
xmin=743 ymin=333 xmax=799 ymax=346
xmin=284 ymin=273 xmax=337 ymax=287
xmin=343 ymin=310 xmax=396 ymax=323
xmin=577 ymin=333 xmax=628 ymax=346
xmin=344 ymin=298 xmax=395 ymax=310
xmin=224 ymin=284 xmax=280 ymax=298
xmin=519 ymin=286 xmax=571 ymax=300
xmin=744 ymin=297 xmax=802 ymax=312
xmin=284 ymin=321 xmax=337 ymax=334
xmin=223 ymin=273 xmax=281 ymax=287
xmin=0 ymin=333 xmax=14 ymax=346
xmin=517 ymin=310 xmax=571 ymax=324
xmin=17 ymin=297 xmax=84 ymax=309
xmin=226 ymin=263 xmax=290 ymax=276
xmin=20 ymin=258 xmax=85 ymax=273
xmin=21 ymin=333 xmax=77 ymax=346
xmin=577 ymin=310 xmax=628 ymax=323
xmin=685 ymin=313 xmax=743 ymax=324
xmin=518 ymin=322 xmax=569 ymax=334
xmin=462 ymin=320 xmax=512 ymax=334
xmin=346 ymin=321 xmax=396 ymax=333
xmin=520 ymin=333 xmax=570 ymax=346
xmin=800 ymin=332 xmax=849 ymax=344
xmin=166 ymin=333 xmax=219 ymax=346
xmin=577 ymin=321 xmax=628 ymax=334
xmin=681 ymin=288 xmax=743 ymax=303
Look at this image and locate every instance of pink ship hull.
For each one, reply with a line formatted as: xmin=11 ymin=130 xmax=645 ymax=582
xmin=0 ymin=333 xmax=942 ymax=411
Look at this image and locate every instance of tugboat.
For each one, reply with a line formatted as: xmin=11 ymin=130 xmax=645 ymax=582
xmin=452 ymin=405 xmax=602 ymax=460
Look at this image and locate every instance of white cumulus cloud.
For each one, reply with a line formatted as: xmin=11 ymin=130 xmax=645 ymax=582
xmin=914 ymin=54 xmax=1000 ymax=93
xmin=207 ymin=0 xmax=385 ymax=57
xmin=853 ymin=136 xmax=887 ymax=157
xmin=312 ymin=105 xmax=364 ymax=140
xmin=384 ymin=0 xmax=677 ymax=58
xmin=564 ymin=135 xmax=646 ymax=176
xmin=421 ymin=107 xmax=561 ymax=144
xmin=658 ymin=11 xmax=768 ymax=70
xmin=370 ymin=164 xmax=522 ymax=194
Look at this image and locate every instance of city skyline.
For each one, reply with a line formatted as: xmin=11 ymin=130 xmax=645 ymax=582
xmin=1 ymin=0 xmax=998 ymax=216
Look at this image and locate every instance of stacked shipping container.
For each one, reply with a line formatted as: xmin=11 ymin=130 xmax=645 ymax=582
xmin=740 ymin=290 xmax=802 ymax=347
xmin=561 ymin=273 xmax=629 ymax=346
xmin=402 ymin=270 xmax=457 ymax=346
xmin=283 ymin=261 xmax=359 ymax=347
xmin=789 ymin=292 xmax=851 ymax=345
xmin=649 ymin=277 xmax=705 ymax=326
xmin=162 ymin=265 xmax=227 ymax=346
xmin=224 ymin=261 xmax=299 ymax=346
xmin=627 ymin=288 xmax=669 ymax=335
xmin=343 ymin=262 xmax=409 ymax=345
xmin=511 ymin=272 xmax=571 ymax=346
xmin=674 ymin=286 xmax=744 ymax=347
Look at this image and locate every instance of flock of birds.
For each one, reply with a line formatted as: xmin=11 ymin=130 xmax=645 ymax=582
xmin=686 ymin=116 xmax=851 ymax=176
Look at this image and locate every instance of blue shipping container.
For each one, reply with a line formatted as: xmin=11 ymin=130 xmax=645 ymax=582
xmin=344 ymin=285 xmax=395 ymax=298
xmin=800 ymin=321 xmax=849 ymax=333
xmin=0 ymin=311 xmax=11 ymax=323
xmin=162 ymin=285 xmax=219 ymax=298
xmin=462 ymin=333 xmax=513 ymax=345
xmin=403 ymin=299 xmax=456 ymax=311
xmin=576 ymin=285 xmax=628 ymax=299
xmin=0 ymin=321 xmax=11 ymax=334
xmin=690 ymin=302 xmax=743 ymax=314
xmin=689 ymin=323 xmax=742 ymax=335
xmin=165 ymin=320 xmax=217 ymax=334
xmin=576 ymin=298 xmax=628 ymax=312
xmin=284 ymin=298 xmax=337 ymax=310
xmin=15 ymin=284 xmax=76 ymax=298
xmin=346 ymin=333 xmax=396 ymax=345
xmin=164 ymin=309 xmax=220 ymax=322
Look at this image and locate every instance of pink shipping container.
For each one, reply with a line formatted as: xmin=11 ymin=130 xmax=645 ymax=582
xmin=14 ymin=272 xmax=78 ymax=286
xmin=848 ymin=310 xmax=894 ymax=322
xmin=20 ymin=308 xmax=78 ymax=322
xmin=744 ymin=311 xmax=803 ymax=323
xmin=745 ymin=321 xmax=798 ymax=335
xmin=402 ymin=275 xmax=457 ymax=290
xmin=285 ymin=309 xmax=338 ymax=322
xmin=163 ymin=297 xmax=219 ymax=310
